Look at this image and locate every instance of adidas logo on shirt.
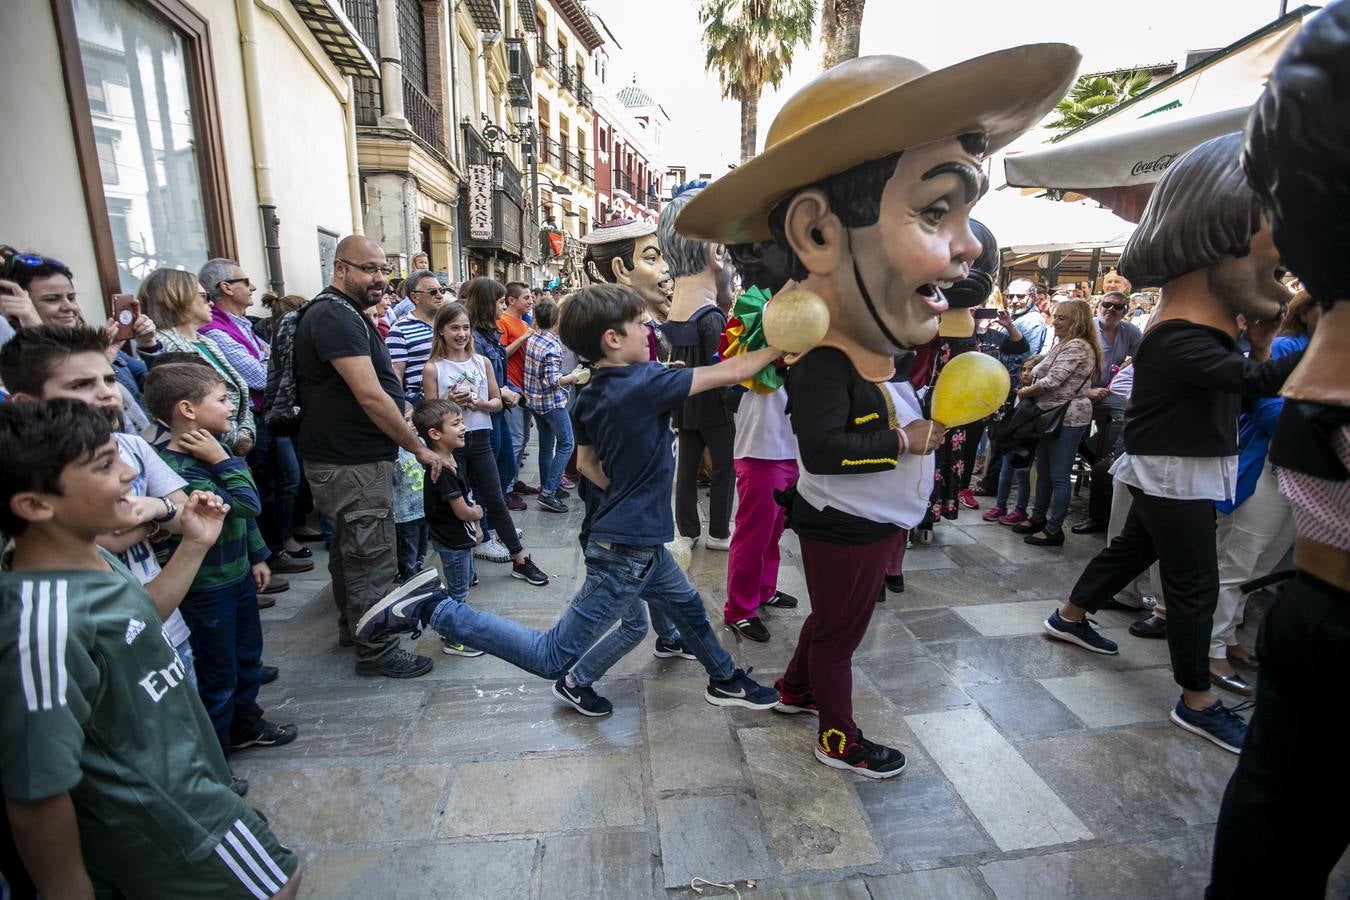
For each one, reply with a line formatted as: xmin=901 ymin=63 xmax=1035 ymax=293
xmin=125 ymin=618 xmax=146 ymax=645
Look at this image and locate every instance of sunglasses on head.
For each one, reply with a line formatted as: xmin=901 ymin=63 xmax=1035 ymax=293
xmin=3 ymin=250 xmax=65 ymax=281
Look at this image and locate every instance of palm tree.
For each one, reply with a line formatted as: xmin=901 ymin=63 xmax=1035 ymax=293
xmin=1045 ymin=70 xmax=1153 ymax=133
xmin=700 ymin=0 xmax=817 ymax=163
xmin=819 ymin=0 xmax=866 ymax=70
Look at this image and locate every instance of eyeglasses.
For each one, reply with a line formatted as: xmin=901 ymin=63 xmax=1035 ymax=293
xmin=1099 ymin=302 xmax=1127 ymax=311
xmin=220 ymin=277 xmax=253 ymax=288
xmin=1006 ymin=292 xmax=1029 ymax=300
xmin=338 ymin=258 xmax=393 ymax=276
xmin=412 ymin=287 xmax=445 ymax=297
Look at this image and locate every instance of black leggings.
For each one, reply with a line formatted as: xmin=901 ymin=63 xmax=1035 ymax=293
xmin=675 ymin=423 xmax=735 ymax=540
xmin=455 ymin=429 xmax=522 ymax=556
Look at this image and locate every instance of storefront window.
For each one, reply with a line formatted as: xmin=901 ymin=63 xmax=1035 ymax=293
xmin=72 ymin=0 xmax=209 ymax=291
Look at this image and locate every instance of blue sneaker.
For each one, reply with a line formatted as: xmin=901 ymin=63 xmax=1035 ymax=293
xmin=354 ymin=569 xmax=446 ymax=641
xmin=705 ymin=667 xmax=779 ymax=710
xmin=1043 ymin=608 xmax=1119 ymax=655
xmin=1169 ymin=697 xmax=1248 ymax=754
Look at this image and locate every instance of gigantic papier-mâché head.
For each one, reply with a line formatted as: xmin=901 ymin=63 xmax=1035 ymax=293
xmin=581 ymin=218 xmax=671 ymax=320
xmin=657 ymin=182 xmax=736 ymax=310
xmin=1120 ymin=132 xmax=1287 ymax=322
xmin=675 ymin=48 xmax=1079 ymax=380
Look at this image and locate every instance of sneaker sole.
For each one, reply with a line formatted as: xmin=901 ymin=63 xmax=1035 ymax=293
xmin=550 ymin=682 xmax=613 ymax=717
xmin=773 ymin=702 xmax=819 ymax=716
xmin=510 ymin=571 xmax=549 ymax=586
xmin=442 ymin=646 xmax=485 ymax=657
xmin=1168 ymin=709 xmax=1242 ymax=754
xmin=352 ymin=569 xmax=442 ymax=637
xmin=354 ymin=660 xmax=433 ymax=679
xmin=703 ymin=690 xmax=779 ymax=711
xmin=813 ymin=744 xmax=907 ymax=779
xmin=537 ymin=503 xmax=568 ymax=513
xmin=229 ymin=733 xmax=297 ymax=751
xmin=1042 ymin=619 xmax=1119 ymax=655
xmin=473 ymin=553 xmax=512 ymax=563
xmin=652 ymin=648 xmax=697 ymax=660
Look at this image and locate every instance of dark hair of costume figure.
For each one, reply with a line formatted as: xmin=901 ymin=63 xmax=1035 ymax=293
xmin=942 ymin=218 xmax=998 ymax=310
xmin=1243 ymin=0 xmax=1350 ymax=308
xmin=461 ymin=276 xmax=507 ymax=332
xmin=726 ymin=241 xmax=792 ymax=296
xmin=583 ymin=239 xmax=637 ymax=285
xmin=0 ymin=324 xmax=110 ymax=397
xmin=558 ymin=283 xmax=645 ymax=363
xmin=1119 ymin=132 xmax=1261 ymax=288
xmin=0 ymin=398 xmax=113 ymax=536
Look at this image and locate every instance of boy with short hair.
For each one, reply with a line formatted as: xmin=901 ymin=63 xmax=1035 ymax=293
xmin=522 ymin=298 xmax=579 ymax=513
xmin=0 ymin=398 xmax=300 ymax=899
xmin=143 ymin=363 xmax=298 ymax=755
xmin=356 ymin=284 xmax=782 ymax=716
xmin=412 ymin=398 xmax=484 ymax=658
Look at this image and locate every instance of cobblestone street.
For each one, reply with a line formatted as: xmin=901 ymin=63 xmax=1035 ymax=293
xmin=238 ymin=462 xmax=1347 ymax=899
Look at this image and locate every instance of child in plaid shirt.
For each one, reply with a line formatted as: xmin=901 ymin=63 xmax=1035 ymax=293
xmin=522 ymin=299 xmax=580 ymax=513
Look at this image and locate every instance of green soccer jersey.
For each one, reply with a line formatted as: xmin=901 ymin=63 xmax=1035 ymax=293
xmin=0 ymin=551 xmax=263 ymax=878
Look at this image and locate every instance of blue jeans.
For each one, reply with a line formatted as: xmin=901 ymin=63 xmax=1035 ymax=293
xmin=533 ymin=407 xmax=575 ymax=496
xmin=490 ymin=412 xmax=518 ymax=495
xmin=396 ymin=519 xmax=429 ymax=580
xmin=272 ymin=436 xmax=302 ymax=543
xmin=429 ymin=541 xmax=735 ymax=685
xmin=1033 ymin=423 xmax=1087 ymax=532
xmin=174 ymin=637 xmax=198 ymax=690
xmin=996 ymin=455 xmax=1031 ymax=513
xmin=431 ymin=541 xmax=475 ymax=602
xmin=179 ymin=574 xmax=264 ymax=751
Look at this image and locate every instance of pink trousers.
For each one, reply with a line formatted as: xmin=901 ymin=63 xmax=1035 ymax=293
xmin=723 ymin=457 xmax=799 ymax=623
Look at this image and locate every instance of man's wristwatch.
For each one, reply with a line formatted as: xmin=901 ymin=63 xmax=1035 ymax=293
xmin=152 ymin=497 xmax=177 ymax=524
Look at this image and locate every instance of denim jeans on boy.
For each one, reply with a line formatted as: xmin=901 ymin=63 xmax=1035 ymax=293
xmin=489 ymin=412 xmax=518 ymax=495
xmin=430 ymin=541 xmax=735 ymax=685
xmin=179 ymin=573 xmax=265 ymax=751
xmin=174 ymin=637 xmax=199 ymax=690
xmin=396 ymin=519 xmax=430 ymax=580
xmin=533 ymin=407 xmax=575 ymax=496
xmin=996 ymin=455 xmax=1031 ymax=514
xmin=1032 ymin=423 xmax=1088 ymax=532
xmin=431 ymin=541 xmax=475 ymax=603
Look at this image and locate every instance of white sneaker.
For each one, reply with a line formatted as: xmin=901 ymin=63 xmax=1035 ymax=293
xmin=703 ymin=534 xmax=732 ymax=551
xmin=666 ymin=535 xmax=695 ymax=569
xmin=473 ymin=537 xmax=511 ymax=563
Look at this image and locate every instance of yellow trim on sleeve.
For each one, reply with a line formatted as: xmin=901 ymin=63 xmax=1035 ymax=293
xmin=853 ymin=412 xmax=879 ymax=425
xmin=840 ymin=457 xmax=898 ymax=467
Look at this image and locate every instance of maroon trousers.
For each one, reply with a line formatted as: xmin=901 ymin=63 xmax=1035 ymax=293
xmin=783 ymin=529 xmax=909 ymax=743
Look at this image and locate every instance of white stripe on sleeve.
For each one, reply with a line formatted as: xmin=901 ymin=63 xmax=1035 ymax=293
xmin=234 ymin=819 xmax=290 ymax=885
xmin=213 ymin=843 xmax=269 ymax=900
xmin=35 ymin=582 xmax=52 ymax=710
xmin=224 ymin=828 xmax=281 ymax=895
xmin=18 ymin=582 xmax=38 ymax=712
xmin=53 ymin=581 xmax=68 ymax=707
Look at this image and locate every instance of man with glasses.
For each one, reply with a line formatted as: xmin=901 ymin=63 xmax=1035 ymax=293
xmin=1070 ymin=290 xmax=1143 ymax=534
xmin=294 ymin=236 xmax=445 ymax=679
xmin=1005 ymin=278 xmax=1049 ymax=356
xmin=387 ymin=269 xmax=445 ymax=401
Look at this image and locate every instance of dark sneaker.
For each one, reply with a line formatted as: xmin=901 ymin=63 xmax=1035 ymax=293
xmin=762 ymin=590 xmax=798 ymax=609
xmin=815 ymin=731 xmax=907 ymax=779
xmin=353 ymin=569 xmax=445 ymax=640
xmin=230 ymin=773 xmax=249 ymax=796
xmin=259 ymin=576 xmax=290 ymax=595
xmin=1129 ymin=613 xmax=1167 ymax=639
xmin=267 ymin=550 xmax=314 ymax=574
xmin=555 ymin=487 xmax=571 ymax=500
xmin=442 ymin=641 xmax=484 ymax=657
xmin=653 ymin=637 xmax=697 ymax=660
xmin=355 ymin=648 xmax=434 ymax=679
xmin=552 ymin=677 xmax=614 ymax=717
xmin=513 ymin=481 xmax=541 ymax=496
xmin=728 ymin=617 xmax=771 ymax=642
xmin=773 ymin=679 xmax=818 ymax=715
xmin=511 ymin=556 xmax=549 ymax=586
xmin=884 ymin=574 xmax=905 ymax=594
xmin=1011 ymin=517 xmax=1047 ymax=535
xmin=706 ymin=667 xmax=779 ymax=710
xmin=1169 ymin=697 xmax=1248 ymax=754
xmin=505 ymin=492 xmax=527 ymax=511
xmin=257 ymin=594 xmax=276 ymax=610
xmin=1043 ymin=608 xmax=1119 ymax=655
xmin=537 ymin=493 xmax=569 ymax=513
xmin=259 ymin=665 xmax=279 ymax=685
xmin=230 ymin=720 xmax=299 ymax=751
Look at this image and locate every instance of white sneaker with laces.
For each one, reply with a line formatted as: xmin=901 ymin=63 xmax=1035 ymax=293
xmin=473 ymin=537 xmax=511 ymax=563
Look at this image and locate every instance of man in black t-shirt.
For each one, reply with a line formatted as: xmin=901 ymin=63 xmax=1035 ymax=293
xmin=295 ymin=236 xmax=447 ymax=679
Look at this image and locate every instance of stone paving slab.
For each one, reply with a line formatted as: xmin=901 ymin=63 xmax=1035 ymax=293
xmin=656 ymin=792 xmax=773 ymax=889
xmin=297 ymin=839 xmax=538 ymax=899
xmin=977 ymin=830 xmax=1214 ymax=900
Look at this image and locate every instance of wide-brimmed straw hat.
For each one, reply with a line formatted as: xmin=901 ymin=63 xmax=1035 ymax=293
xmin=677 ymin=45 xmax=1080 ymax=244
xmin=579 ymin=217 xmax=655 ymax=245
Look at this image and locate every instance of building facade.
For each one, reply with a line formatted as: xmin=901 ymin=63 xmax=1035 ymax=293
xmin=6 ymin=0 xmax=372 ymax=322
xmin=593 ymin=77 xmax=669 ymax=226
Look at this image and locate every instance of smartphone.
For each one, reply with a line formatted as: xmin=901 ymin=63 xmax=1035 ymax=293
xmin=112 ymin=294 xmax=139 ymax=342
xmin=972 ymin=308 xmax=1000 ymax=319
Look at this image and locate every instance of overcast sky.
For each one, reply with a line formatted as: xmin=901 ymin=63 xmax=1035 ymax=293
xmin=584 ymin=0 xmax=1302 ymax=179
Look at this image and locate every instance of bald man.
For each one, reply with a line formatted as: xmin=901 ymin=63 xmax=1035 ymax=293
xmin=294 ymin=236 xmax=446 ymax=678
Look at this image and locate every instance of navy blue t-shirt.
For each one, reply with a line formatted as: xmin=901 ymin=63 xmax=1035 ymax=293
xmin=571 ymin=363 xmax=693 ymax=546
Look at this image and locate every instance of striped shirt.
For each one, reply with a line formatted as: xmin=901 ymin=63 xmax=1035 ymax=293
xmin=387 ymin=315 xmax=435 ymax=394
xmin=156 ymin=450 xmax=268 ymax=589
xmin=523 ymin=331 xmax=568 ymax=413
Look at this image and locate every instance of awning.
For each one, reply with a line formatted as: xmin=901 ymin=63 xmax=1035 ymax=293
xmin=976 ymin=190 xmax=1135 ymax=257
xmin=288 ymin=0 xmax=378 ymax=78
xmin=1003 ymin=6 xmax=1313 ymax=219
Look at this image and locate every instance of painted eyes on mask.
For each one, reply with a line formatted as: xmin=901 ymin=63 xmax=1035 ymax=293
xmin=920 ymin=203 xmax=950 ymax=227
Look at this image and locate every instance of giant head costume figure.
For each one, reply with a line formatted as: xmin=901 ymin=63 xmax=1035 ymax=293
xmin=657 ymin=183 xmax=736 ymax=322
xmin=1119 ymin=132 xmax=1289 ymax=328
xmin=676 ymin=50 xmax=1078 ymax=380
xmin=580 ymin=218 xmax=672 ymax=321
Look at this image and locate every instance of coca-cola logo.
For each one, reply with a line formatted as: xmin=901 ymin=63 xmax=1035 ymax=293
xmin=1130 ymin=154 xmax=1178 ymax=177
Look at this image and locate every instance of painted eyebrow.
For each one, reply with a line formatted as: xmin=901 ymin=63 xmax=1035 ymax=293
xmin=920 ymin=162 xmax=985 ymax=203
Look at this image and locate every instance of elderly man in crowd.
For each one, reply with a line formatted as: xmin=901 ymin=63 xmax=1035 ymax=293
xmin=387 ymin=268 xmax=445 ymax=401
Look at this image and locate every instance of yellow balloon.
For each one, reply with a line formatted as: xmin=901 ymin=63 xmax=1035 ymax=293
xmin=930 ymin=351 xmax=1011 ymax=428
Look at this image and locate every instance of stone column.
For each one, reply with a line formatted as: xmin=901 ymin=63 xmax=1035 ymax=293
xmin=362 ymin=172 xmax=419 ymax=266
xmin=377 ymin=0 xmax=408 ymax=128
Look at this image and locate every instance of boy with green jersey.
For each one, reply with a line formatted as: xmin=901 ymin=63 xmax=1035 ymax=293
xmin=0 ymin=398 xmax=300 ymax=898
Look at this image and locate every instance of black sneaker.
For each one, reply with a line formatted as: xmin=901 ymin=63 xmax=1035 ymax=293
xmin=355 ymin=648 xmax=434 ymax=679
xmin=761 ymin=590 xmax=798 ymax=609
xmin=230 ymin=720 xmax=299 ymax=751
xmin=551 ymin=677 xmax=614 ymax=717
xmin=555 ymin=487 xmax=571 ymax=500
xmin=814 ymin=731 xmax=907 ymax=779
xmin=511 ymin=556 xmax=549 ymax=586
xmin=259 ymin=665 xmax=279 ymax=685
xmin=1043 ymin=609 xmax=1119 ymax=655
xmin=727 ymin=617 xmax=771 ymax=642
xmin=884 ymin=574 xmax=905 ymax=594
xmin=537 ymin=493 xmax=569 ymax=513
xmin=705 ymin=667 xmax=779 ymax=710
xmin=353 ymin=569 xmax=445 ymax=640
xmin=653 ymin=637 xmax=697 ymax=660
xmin=1129 ymin=613 xmax=1167 ymax=639
xmin=1169 ymin=697 xmax=1248 ymax=754
xmin=773 ymin=679 xmax=819 ymax=715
